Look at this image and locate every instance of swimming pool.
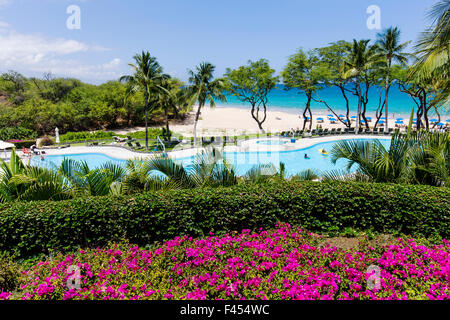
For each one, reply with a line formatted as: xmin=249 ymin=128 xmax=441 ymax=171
xmin=30 ymin=138 xmax=391 ymax=176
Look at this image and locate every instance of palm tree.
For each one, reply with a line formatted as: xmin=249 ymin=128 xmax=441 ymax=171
xmin=329 ymin=131 xmax=449 ymax=186
xmin=120 ymin=51 xmax=169 ymax=150
xmin=413 ymin=0 xmax=450 ymax=105
xmin=0 ymin=149 xmax=72 ymax=202
xmin=146 ymin=147 xmax=237 ymax=188
xmin=342 ymin=40 xmax=380 ymax=132
xmin=187 ymin=62 xmax=226 ymax=148
xmin=58 ymin=159 xmax=125 ymax=197
xmin=376 ymin=27 xmax=410 ymax=131
xmin=155 ymin=77 xmax=189 ymax=142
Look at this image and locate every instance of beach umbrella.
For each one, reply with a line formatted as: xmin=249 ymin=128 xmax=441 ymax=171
xmin=351 ymin=116 xmax=357 ymax=119
xmin=338 ymin=115 xmax=345 ymax=118
xmin=436 ymin=122 xmax=445 ymax=126
xmin=378 ymin=120 xmax=385 ymax=125
xmin=380 ymin=117 xmax=386 ymax=120
xmin=430 ymin=119 xmax=438 ymax=122
xmin=316 ymin=117 xmax=324 ymax=121
xmin=395 ymin=121 xmax=403 ymax=124
xmin=413 ymin=118 xmax=418 ymax=121
xmin=342 ymin=119 xmax=348 ymax=123
xmin=329 ymin=118 xmax=337 ymax=121
xmin=446 ymin=119 xmax=450 ymax=122
xmin=328 ymin=114 xmax=333 ymax=117
xmin=396 ymin=118 xmax=404 ymax=121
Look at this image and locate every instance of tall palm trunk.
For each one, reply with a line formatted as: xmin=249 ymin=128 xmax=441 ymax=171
xmin=384 ymin=59 xmax=392 ymax=132
xmin=144 ymin=91 xmax=149 ymax=150
xmin=355 ymin=79 xmax=362 ymax=134
xmin=164 ymin=103 xmax=170 ymax=141
xmin=193 ymin=102 xmax=203 ymax=148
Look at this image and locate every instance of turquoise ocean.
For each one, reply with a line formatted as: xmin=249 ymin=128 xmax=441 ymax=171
xmin=222 ymin=85 xmax=449 ymax=118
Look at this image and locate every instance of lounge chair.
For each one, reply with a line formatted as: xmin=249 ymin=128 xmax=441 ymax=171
xmin=372 ymin=128 xmax=379 ymax=134
xmin=379 ymin=128 xmax=384 ymax=135
xmin=364 ymin=128 xmax=371 ymax=134
xmin=114 ymin=136 xmax=127 ymax=143
xmin=348 ymin=128 xmax=355 ymax=134
xmin=135 ymin=141 xmax=142 ymax=149
xmin=127 ymin=141 xmax=134 ymax=148
xmin=323 ymin=129 xmax=329 ymax=135
xmin=337 ymin=128 xmax=342 ymax=135
xmin=311 ymin=129 xmax=317 ymax=136
xmin=330 ymin=128 xmax=336 ymax=135
xmin=318 ymin=129 xmax=324 ymax=136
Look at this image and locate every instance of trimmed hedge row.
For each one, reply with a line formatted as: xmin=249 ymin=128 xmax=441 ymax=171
xmin=0 ymin=181 xmax=448 ymax=258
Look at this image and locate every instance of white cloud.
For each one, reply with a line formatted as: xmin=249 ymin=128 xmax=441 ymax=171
xmin=0 ymin=0 xmax=12 ymax=8
xmin=0 ymin=21 xmax=121 ymax=81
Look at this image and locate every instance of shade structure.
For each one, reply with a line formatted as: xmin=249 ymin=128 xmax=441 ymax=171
xmin=0 ymin=140 xmax=15 ymax=150
xmin=0 ymin=140 xmax=14 ymax=159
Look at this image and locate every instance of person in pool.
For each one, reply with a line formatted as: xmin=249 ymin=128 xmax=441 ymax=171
xmin=304 ymin=153 xmax=310 ymax=159
xmin=40 ymin=155 xmax=45 ymax=161
xmin=321 ymin=149 xmax=328 ymax=155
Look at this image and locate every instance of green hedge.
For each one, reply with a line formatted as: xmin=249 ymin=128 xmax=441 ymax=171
xmin=0 ymin=181 xmax=448 ymax=258
xmin=0 ymin=127 xmax=37 ymax=141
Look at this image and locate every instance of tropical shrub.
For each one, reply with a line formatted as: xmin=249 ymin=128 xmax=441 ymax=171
xmin=0 ymin=127 xmax=37 ymax=141
xmin=1 ymin=224 xmax=449 ymax=300
xmin=37 ymin=136 xmax=54 ymax=148
xmin=7 ymin=140 xmax=35 ymax=149
xmin=0 ymin=252 xmax=21 ymax=293
xmin=0 ymin=181 xmax=448 ymax=258
xmin=59 ymin=130 xmax=116 ymax=143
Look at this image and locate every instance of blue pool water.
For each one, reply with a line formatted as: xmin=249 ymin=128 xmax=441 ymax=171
xmin=256 ymin=139 xmax=288 ymax=146
xmin=30 ymin=138 xmax=391 ymax=177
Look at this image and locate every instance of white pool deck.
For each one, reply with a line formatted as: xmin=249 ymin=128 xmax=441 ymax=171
xmin=27 ymin=135 xmax=391 ymax=161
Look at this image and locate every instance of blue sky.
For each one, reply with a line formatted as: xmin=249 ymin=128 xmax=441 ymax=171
xmin=0 ymin=0 xmax=437 ymax=83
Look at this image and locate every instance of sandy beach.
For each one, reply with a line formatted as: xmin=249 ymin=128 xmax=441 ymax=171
xmin=112 ymin=106 xmax=449 ymax=137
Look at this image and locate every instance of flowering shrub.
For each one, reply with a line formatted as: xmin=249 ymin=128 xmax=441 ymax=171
xmin=1 ymin=224 xmax=449 ymax=300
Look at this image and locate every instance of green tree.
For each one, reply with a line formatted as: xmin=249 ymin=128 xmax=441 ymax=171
xmin=316 ymin=41 xmax=353 ymax=127
xmin=281 ymin=49 xmax=322 ymax=131
xmin=120 ymin=51 xmax=169 ymax=150
xmin=376 ymin=27 xmax=411 ymax=131
xmin=187 ymin=62 xmax=226 ymax=148
xmin=224 ymin=59 xmax=278 ymax=133
xmin=413 ymin=0 xmax=449 ymax=105
xmin=342 ymin=40 xmax=380 ymax=132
